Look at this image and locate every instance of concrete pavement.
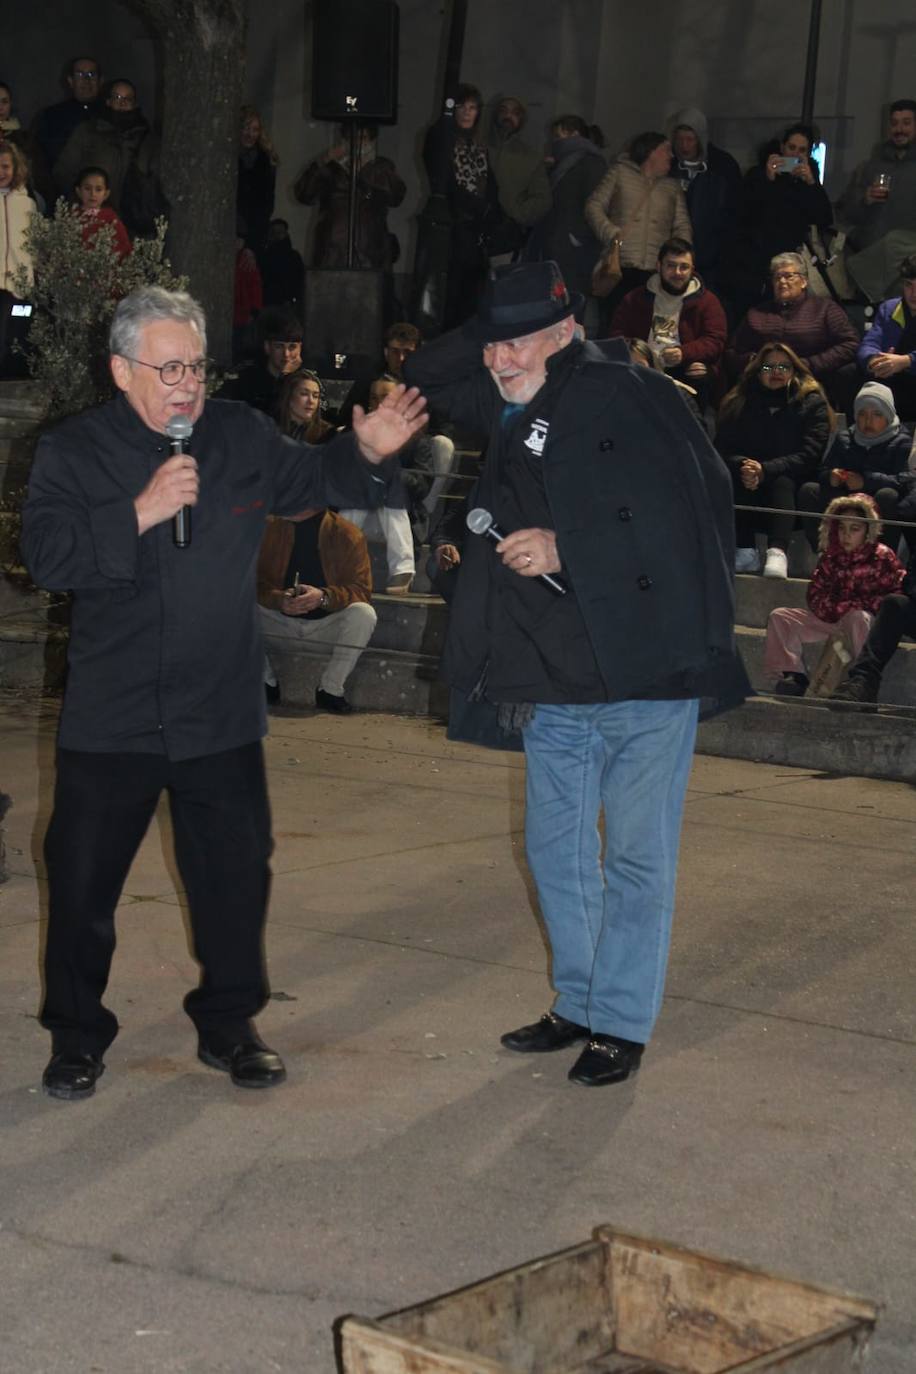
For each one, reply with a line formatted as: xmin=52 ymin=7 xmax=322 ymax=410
xmin=1 ymin=693 xmax=914 ymax=1372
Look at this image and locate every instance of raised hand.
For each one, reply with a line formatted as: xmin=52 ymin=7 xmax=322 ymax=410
xmin=352 ymin=384 xmax=428 ymax=464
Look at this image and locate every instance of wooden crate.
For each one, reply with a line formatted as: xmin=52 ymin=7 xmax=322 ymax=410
xmin=340 ymin=1226 xmax=878 ymax=1373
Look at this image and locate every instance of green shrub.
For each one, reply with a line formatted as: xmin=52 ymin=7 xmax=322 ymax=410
xmin=14 ymin=203 xmax=187 ymax=420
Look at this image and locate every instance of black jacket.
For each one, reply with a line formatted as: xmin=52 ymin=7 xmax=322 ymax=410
xmin=526 ymin=136 xmax=607 ymax=299
xmin=821 ymin=426 xmax=913 ymax=497
xmin=729 ymin=161 xmax=832 ymax=295
xmin=404 ymin=330 xmax=749 ymax=717
xmin=21 ymin=396 xmax=398 ymax=760
xmin=237 ymin=146 xmax=276 ymax=252
xmin=715 ymin=385 xmax=830 ymax=485
xmin=670 ymin=153 xmax=740 ymax=280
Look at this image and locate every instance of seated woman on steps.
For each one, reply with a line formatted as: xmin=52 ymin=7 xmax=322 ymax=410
xmin=715 ymin=341 xmax=832 ymax=579
xmin=276 ymin=369 xmax=336 ymax=445
xmin=764 ymin=494 xmax=903 ymax=697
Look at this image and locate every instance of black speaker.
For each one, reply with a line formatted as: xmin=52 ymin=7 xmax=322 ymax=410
xmin=305 ymin=269 xmax=384 ymax=359
xmin=311 ymin=0 xmax=399 ymax=123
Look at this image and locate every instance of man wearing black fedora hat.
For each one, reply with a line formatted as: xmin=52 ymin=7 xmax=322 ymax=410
xmin=405 ymin=260 xmax=748 ymax=1087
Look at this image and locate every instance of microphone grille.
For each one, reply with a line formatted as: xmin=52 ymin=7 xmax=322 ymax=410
xmin=466 ymin=507 xmax=493 ymax=535
xmin=165 ymin=415 xmax=193 ymax=441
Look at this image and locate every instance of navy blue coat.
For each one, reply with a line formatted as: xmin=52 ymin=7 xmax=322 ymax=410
xmin=22 ymin=396 xmax=399 ymax=760
xmin=405 ymin=331 xmax=749 ymax=725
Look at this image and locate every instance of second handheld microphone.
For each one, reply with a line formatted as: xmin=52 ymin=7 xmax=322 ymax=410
xmin=466 ymin=507 xmax=567 ymax=596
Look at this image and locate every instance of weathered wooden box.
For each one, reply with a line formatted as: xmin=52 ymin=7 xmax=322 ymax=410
xmin=340 ymin=1226 xmax=878 ymax=1373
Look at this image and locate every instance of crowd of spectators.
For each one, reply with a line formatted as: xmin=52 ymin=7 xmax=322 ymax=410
xmin=5 ymin=56 xmax=916 ymax=712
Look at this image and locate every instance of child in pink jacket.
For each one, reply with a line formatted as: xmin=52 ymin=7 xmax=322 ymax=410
xmin=765 ymin=494 xmax=904 ymax=695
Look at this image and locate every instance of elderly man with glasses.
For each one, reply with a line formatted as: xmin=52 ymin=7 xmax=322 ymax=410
xmin=727 ymin=251 xmax=859 ymax=409
xmin=21 ymin=285 xmax=426 ymax=1102
xmin=32 ymin=54 xmax=104 ymax=171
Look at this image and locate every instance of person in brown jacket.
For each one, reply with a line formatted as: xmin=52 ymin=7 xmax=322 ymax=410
xmin=585 ymin=130 xmax=692 ymax=321
xmin=257 ymin=508 xmax=377 ymax=713
xmin=294 ymin=123 xmax=405 ymax=269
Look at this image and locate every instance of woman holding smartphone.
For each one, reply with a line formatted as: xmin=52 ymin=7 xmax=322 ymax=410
xmin=727 ymin=123 xmax=832 ymax=317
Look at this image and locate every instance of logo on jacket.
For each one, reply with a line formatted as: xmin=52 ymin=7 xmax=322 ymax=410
xmin=523 ymin=418 xmax=549 ymax=455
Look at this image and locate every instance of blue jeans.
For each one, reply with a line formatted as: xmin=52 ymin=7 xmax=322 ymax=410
xmin=522 ymin=699 xmax=699 ymax=1043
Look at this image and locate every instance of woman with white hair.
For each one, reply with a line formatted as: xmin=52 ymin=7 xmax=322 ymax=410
xmin=727 ymin=250 xmax=858 ymax=407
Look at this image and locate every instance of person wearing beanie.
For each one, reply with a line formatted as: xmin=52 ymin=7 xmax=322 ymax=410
xmin=797 ymin=379 xmax=913 ymax=550
xmin=404 ymin=259 xmax=748 ymax=1088
xmin=765 ymin=493 xmax=904 ymax=696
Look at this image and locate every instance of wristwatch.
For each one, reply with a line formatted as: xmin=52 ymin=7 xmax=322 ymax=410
xmin=319 ymin=589 xmax=330 ymax=610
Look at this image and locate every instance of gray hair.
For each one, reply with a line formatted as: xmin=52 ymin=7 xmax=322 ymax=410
xmin=769 ymin=251 xmax=807 ymax=279
xmin=109 ymin=286 xmax=207 ymax=359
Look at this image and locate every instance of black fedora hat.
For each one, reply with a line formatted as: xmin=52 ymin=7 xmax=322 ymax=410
xmin=466 ymin=261 xmax=584 ymax=342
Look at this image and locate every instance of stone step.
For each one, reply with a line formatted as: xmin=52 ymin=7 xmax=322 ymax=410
xmin=0 ymin=609 xmax=68 ymax=690
xmin=736 ymin=623 xmax=916 ymax=703
xmin=697 ymin=695 xmax=916 ymax=784
xmin=263 ymin=634 xmax=447 ymax=716
xmin=5 ymin=601 xmax=916 ymax=781
xmin=735 ymin=572 xmax=809 ymax=629
xmin=0 ymin=380 xmax=48 ymax=426
xmin=371 ymin=592 xmax=447 ymax=654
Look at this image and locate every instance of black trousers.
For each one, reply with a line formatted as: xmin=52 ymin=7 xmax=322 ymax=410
xmin=41 ymin=742 xmax=273 ymax=1056
xmin=887 ymin=371 xmax=916 ymax=424
xmin=731 ymin=471 xmax=797 ymax=550
xmin=852 ymin=593 xmax=916 ymax=680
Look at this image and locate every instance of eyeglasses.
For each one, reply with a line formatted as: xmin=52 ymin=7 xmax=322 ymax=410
xmin=122 ymin=356 xmax=208 ymax=385
xmin=73 ymin=70 xmax=98 ymax=80
xmin=760 ymin=362 xmax=792 ymax=374
xmin=772 ymin=271 xmax=803 ymax=282
xmin=109 ymin=93 xmax=135 ymax=106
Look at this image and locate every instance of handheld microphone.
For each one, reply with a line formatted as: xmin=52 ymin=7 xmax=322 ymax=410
xmin=466 ymin=507 xmax=567 ymax=596
xmin=165 ymin=414 xmax=194 ymax=548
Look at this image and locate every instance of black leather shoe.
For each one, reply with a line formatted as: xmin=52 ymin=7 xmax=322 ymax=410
xmin=198 ymin=1040 xmax=287 ymax=1089
xmin=773 ymin=673 xmax=808 ymax=697
xmin=830 ymin=674 xmax=879 ymax=710
xmin=315 ymin=687 xmax=353 ymax=714
xmin=568 ymin=1035 xmax=643 ymax=1087
xmin=42 ymin=1052 xmax=105 ymax=1101
xmin=501 ymin=1011 xmax=589 ymax=1053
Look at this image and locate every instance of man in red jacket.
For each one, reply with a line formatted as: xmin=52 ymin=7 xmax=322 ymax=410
xmin=608 ymin=236 xmax=727 ymax=405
